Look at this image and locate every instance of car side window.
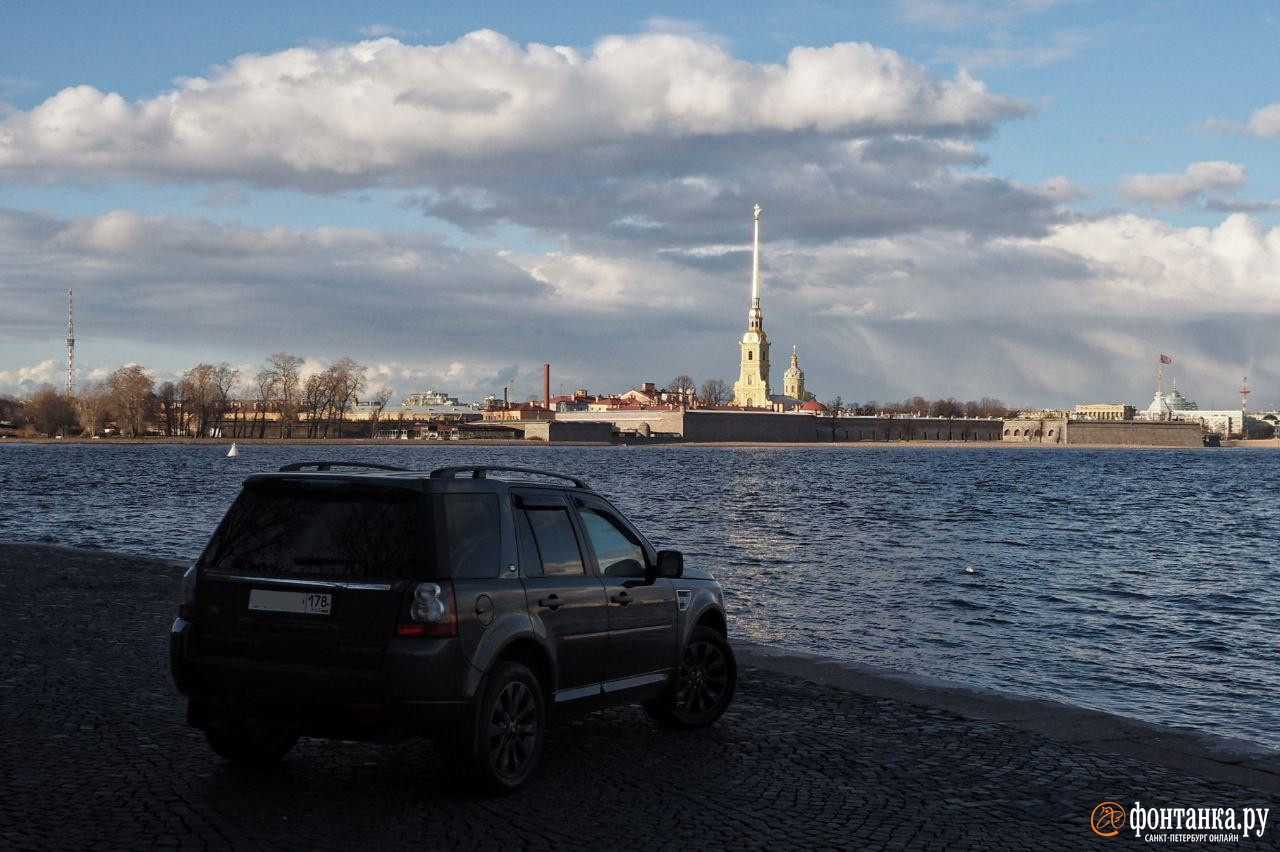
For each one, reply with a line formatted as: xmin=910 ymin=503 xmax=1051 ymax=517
xmin=514 ymin=508 xmax=544 ymax=577
xmin=578 ymin=506 xmax=647 ymax=578
xmin=441 ymin=494 xmax=501 ymax=579
xmin=523 ymin=505 xmax=586 ymax=576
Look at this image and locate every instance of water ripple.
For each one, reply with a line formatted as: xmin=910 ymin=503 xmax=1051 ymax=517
xmin=2 ymin=442 xmax=1278 ymax=747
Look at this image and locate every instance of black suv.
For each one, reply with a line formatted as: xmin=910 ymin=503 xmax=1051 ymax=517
xmin=171 ymin=462 xmax=736 ymax=793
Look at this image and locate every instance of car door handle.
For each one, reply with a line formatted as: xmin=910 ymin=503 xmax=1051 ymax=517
xmin=537 ymin=594 xmax=563 ymax=610
xmin=610 ymin=591 xmax=632 ymax=606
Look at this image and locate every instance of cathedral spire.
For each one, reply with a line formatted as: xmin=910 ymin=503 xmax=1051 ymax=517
xmin=747 ymin=203 xmax=763 ymax=332
xmin=751 ymin=203 xmax=762 ymax=306
xmin=733 ymin=203 xmax=771 ymax=407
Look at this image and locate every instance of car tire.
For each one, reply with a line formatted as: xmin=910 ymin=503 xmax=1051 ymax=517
xmin=644 ymin=626 xmax=737 ymax=729
xmin=204 ymin=717 xmax=299 ymax=767
xmin=452 ymin=661 xmax=545 ymax=796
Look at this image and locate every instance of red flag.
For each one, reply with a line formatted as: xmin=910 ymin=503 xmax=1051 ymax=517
xmin=1159 ymin=354 xmax=1173 ymax=364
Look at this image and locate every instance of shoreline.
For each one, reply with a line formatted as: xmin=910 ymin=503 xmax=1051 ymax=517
xmin=6 ymin=540 xmax=1277 ymax=794
xmin=3 ymin=436 xmax=1265 ymax=449
xmin=739 ymin=641 xmax=1280 ymax=794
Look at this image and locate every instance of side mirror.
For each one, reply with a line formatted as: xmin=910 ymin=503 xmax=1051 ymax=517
xmin=656 ymin=549 xmax=684 ymax=579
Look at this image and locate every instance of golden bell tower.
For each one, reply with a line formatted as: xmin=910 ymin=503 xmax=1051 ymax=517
xmin=732 ymin=203 xmax=771 ymax=407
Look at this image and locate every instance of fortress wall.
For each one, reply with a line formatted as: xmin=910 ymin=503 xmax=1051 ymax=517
xmin=554 ymin=410 xmax=1003 ymax=442
xmin=521 ymin=420 xmax=616 ymax=442
xmin=1064 ymin=421 xmax=1203 ymax=447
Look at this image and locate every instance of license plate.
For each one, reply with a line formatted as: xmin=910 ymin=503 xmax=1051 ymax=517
xmin=248 ymin=589 xmax=332 ymax=616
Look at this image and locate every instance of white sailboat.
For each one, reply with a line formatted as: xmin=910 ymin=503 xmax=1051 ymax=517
xmin=226 ymin=443 xmax=239 ymax=457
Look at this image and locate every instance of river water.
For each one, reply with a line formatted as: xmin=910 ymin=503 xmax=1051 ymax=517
xmin=3 ymin=442 xmax=1277 ymax=748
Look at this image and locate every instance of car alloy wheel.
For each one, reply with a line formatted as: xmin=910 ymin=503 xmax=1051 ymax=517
xmin=487 ymin=679 xmax=539 ymax=780
xmin=676 ymin=639 xmax=730 ymax=719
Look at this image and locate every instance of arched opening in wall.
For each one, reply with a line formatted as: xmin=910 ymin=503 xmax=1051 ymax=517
xmin=747 ymin=351 xmax=753 ymax=360
xmin=1004 ymin=429 xmax=1011 ymax=436
xmin=1048 ymin=429 xmax=1055 ymax=437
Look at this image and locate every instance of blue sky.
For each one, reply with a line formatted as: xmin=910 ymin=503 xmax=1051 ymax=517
xmin=2 ymin=1 xmax=1278 ymax=407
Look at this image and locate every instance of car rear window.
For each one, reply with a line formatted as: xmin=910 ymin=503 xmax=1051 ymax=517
xmin=202 ymin=483 xmax=422 ymax=579
xmin=202 ymin=483 xmax=503 ymax=580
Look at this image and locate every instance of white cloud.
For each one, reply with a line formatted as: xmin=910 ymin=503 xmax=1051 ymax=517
xmin=1248 ymin=102 xmax=1280 ymax=138
xmin=1118 ymin=161 xmax=1247 ymax=209
xmin=0 ymin=30 xmax=1027 ymax=188
xmin=0 ymin=358 xmax=62 ymax=394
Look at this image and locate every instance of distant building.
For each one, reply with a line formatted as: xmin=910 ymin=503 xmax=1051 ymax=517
xmin=782 ymin=347 xmax=807 ymax=402
xmin=1142 ymin=384 xmax=1198 ymax=419
xmin=1003 ymin=415 xmax=1067 ymax=443
xmin=621 ymin=382 xmax=661 ymax=405
xmin=402 ymin=390 xmax=459 ymax=407
xmin=1138 ymin=383 xmax=1242 ymax=435
xmin=1073 ymin=403 xmax=1135 ymax=421
xmin=482 ymin=402 xmax=553 ymax=421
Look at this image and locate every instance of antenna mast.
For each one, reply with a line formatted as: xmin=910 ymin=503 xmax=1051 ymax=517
xmin=1240 ymin=376 xmax=1250 ymax=412
xmin=66 ymin=288 xmax=75 ymax=398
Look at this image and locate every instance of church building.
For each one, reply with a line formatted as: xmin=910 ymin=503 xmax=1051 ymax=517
xmin=731 ymin=204 xmax=814 ymax=409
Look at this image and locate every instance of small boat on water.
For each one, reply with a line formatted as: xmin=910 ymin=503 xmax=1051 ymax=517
xmin=226 ymin=443 xmax=239 ymax=457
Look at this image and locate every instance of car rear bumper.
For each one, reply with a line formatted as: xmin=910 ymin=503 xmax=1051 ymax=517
xmin=171 ymin=618 xmax=477 ymax=740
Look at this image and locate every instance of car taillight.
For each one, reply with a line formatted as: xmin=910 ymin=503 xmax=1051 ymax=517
xmin=178 ymin=566 xmax=197 ymax=621
xmin=397 ymin=581 xmax=457 ymax=637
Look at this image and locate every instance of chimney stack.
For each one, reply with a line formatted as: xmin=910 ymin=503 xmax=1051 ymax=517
xmin=543 ymin=363 xmax=551 ymax=412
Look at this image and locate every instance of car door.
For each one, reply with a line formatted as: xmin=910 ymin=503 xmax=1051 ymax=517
xmin=513 ymin=489 xmax=609 ymax=695
xmin=573 ymin=496 xmax=677 ymax=688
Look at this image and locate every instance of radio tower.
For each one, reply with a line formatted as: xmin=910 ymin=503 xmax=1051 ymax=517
xmin=66 ymin=288 xmax=75 ymax=398
xmin=1240 ymin=376 xmax=1250 ymax=413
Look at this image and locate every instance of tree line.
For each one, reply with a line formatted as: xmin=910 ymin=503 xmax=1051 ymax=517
xmin=1 ymin=353 xmax=372 ymax=438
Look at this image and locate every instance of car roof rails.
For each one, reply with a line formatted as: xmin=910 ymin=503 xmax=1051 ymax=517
xmin=278 ymin=461 xmax=409 ymax=473
xmin=430 ymin=465 xmax=590 ymax=489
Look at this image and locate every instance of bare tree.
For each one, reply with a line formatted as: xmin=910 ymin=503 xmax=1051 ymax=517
xmin=26 ymin=386 xmax=77 ymax=436
xmin=251 ymin=367 xmax=278 ymax=438
xmin=155 ymin=381 xmax=179 ymax=436
xmin=366 ymin=387 xmax=393 ymax=438
xmin=211 ymin=363 xmax=241 ymax=438
xmin=930 ymin=397 xmax=964 ymax=417
xmin=76 ymin=381 xmax=113 ymax=437
xmin=106 ymin=365 xmax=155 ymax=437
xmin=301 ymin=373 xmax=327 ymax=438
xmin=699 ymin=378 xmax=730 ymax=407
xmin=182 ymin=364 xmax=216 ymax=437
xmin=326 ymin=357 xmax=366 ymax=438
xmin=265 ymin=352 xmax=302 ymax=438
xmin=0 ymin=394 xmax=19 ymax=421
xmin=668 ymin=375 xmax=696 ymax=394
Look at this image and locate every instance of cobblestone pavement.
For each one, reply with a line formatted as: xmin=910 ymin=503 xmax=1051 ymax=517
xmin=1 ymin=544 xmax=1275 ymax=851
